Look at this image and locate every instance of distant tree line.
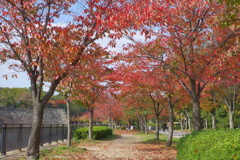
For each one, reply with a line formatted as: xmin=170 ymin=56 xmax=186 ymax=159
xmin=0 ymin=87 xmax=87 ymax=116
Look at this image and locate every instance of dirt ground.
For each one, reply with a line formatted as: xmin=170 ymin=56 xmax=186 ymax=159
xmin=1 ymin=130 xmax=177 ymax=160
xmin=75 ymin=130 xmax=177 ymax=160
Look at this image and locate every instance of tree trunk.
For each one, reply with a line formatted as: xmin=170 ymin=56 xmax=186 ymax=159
xmin=66 ymin=98 xmax=72 ymax=146
xmin=205 ymin=119 xmax=208 ymax=129
xmin=89 ymin=109 xmax=94 ymax=139
xmin=185 ymin=110 xmax=191 ymax=130
xmin=26 ymin=103 xmax=44 ymax=160
xmin=166 ymin=95 xmax=174 ymax=147
xmin=229 ymin=107 xmax=234 ymax=129
xmin=192 ymin=98 xmax=202 ymax=131
xmin=155 ymin=116 xmax=160 ymax=139
xmin=108 ymin=117 xmax=112 ymax=128
xmin=139 ymin=116 xmax=144 ymax=132
xmin=26 ymin=76 xmax=62 ymax=160
xmin=184 ymin=118 xmax=188 ymax=130
xmin=218 ymin=85 xmax=238 ymax=129
xmin=180 ymin=112 xmax=184 ymax=130
xmin=188 ymin=118 xmax=191 ymax=130
xmin=114 ymin=120 xmax=116 ymax=129
xmin=143 ymin=116 xmax=148 ymax=134
xmin=210 ymin=110 xmax=216 ymax=129
xmin=120 ymin=124 xmax=122 ymax=130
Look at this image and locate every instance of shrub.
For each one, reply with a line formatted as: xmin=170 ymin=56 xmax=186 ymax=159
xmin=147 ymin=122 xmax=156 ymax=127
xmin=74 ymin=127 xmax=89 ymax=139
xmin=177 ymin=129 xmax=240 ymax=160
xmin=173 ymin=124 xmax=181 ymax=130
xmin=74 ymin=126 xmax=112 ymax=140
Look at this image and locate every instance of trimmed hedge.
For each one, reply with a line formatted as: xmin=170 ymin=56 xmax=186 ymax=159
xmin=74 ymin=126 xmax=112 ymax=140
xmin=177 ymin=129 xmax=240 ymax=160
xmin=147 ymin=122 xmax=156 ymax=127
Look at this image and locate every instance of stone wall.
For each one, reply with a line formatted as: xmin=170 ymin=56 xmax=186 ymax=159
xmin=0 ymin=108 xmax=67 ymax=124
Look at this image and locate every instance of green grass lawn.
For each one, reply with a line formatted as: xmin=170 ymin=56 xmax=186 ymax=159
xmin=40 ymin=145 xmax=86 ymax=159
xmin=137 ymin=131 xmax=180 ymax=145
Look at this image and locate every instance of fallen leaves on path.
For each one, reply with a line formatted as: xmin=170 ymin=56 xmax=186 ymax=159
xmin=74 ymin=130 xmax=177 ymax=160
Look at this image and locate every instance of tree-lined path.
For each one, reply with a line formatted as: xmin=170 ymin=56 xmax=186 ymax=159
xmin=76 ymin=130 xmax=177 ymax=160
xmin=0 ymin=0 xmax=238 ymax=159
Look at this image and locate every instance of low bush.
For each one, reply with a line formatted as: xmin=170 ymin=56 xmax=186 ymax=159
xmin=147 ymin=122 xmax=156 ymax=127
xmin=74 ymin=127 xmax=89 ymax=139
xmin=74 ymin=126 xmax=112 ymax=140
xmin=177 ymin=129 xmax=240 ymax=160
xmin=173 ymin=125 xmax=181 ymax=130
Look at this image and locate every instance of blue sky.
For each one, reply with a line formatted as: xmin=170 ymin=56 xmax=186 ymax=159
xmin=0 ymin=61 xmax=30 ymax=88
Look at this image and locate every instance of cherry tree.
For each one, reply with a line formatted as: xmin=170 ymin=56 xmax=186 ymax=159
xmin=114 ymin=64 xmax=170 ymax=138
xmin=95 ymin=93 xmax=124 ymax=129
xmin=74 ymin=83 xmax=106 ymax=140
xmin=0 ymin=1 xmax=78 ymax=158
xmin=68 ymin=50 xmax=110 ymax=140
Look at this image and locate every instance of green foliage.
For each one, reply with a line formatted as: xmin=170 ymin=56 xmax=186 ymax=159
xmin=218 ymin=0 xmax=240 ymax=6
xmin=74 ymin=127 xmax=88 ymax=139
xmin=173 ymin=125 xmax=181 ymax=130
xmin=216 ymin=106 xmax=229 ymax=128
xmin=0 ymin=87 xmax=32 ymax=108
xmin=70 ymin=100 xmax=88 ymax=115
xmin=216 ymin=0 xmax=240 ymax=27
xmin=90 ymin=126 xmax=112 ymax=140
xmin=147 ymin=122 xmax=156 ymax=127
xmin=74 ymin=126 xmax=112 ymax=140
xmin=177 ymin=129 xmax=240 ymax=160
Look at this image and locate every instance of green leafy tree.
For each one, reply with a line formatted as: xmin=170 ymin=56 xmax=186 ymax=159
xmin=0 ymin=87 xmax=32 ymax=108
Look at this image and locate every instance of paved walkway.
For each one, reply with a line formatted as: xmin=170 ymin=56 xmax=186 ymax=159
xmin=159 ymin=130 xmax=191 ymax=138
